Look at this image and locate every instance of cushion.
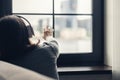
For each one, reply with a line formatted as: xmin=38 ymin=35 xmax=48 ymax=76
xmin=0 ymin=61 xmax=54 ymax=80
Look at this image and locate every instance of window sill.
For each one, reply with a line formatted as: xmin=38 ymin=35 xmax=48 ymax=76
xmin=58 ymin=66 xmax=112 ymax=75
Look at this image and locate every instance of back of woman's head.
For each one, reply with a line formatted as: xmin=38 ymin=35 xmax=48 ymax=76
xmin=0 ymin=15 xmax=31 ymax=59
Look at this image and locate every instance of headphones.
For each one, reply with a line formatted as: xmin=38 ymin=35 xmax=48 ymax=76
xmin=17 ymin=15 xmax=35 ymax=38
xmin=16 ymin=15 xmax=40 ymax=45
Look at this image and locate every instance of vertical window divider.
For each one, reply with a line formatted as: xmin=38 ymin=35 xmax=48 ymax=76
xmin=53 ymin=0 xmax=55 ymax=37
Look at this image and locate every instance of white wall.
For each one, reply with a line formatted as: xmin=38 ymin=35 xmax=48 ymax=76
xmin=105 ymin=0 xmax=120 ymax=80
xmin=104 ymin=0 xmax=113 ymax=66
xmin=112 ymin=0 xmax=120 ymax=80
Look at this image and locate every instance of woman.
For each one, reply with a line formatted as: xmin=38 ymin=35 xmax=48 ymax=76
xmin=0 ymin=15 xmax=59 ymax=80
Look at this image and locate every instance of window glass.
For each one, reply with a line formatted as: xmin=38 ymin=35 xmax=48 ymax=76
xmin=12 ymin=0 xmax=52 ymax=13
xmin=55 ymin=0 xmax=92 ymax=14
xmin=13 ymin=0 xmax=93 ymax=53
xmin=19 ymin=15 xmax=52 ymax=38
xmin=55 ymin=15 xmax=92 ymax=53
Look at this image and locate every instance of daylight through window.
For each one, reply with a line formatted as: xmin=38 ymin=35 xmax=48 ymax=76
xmin=13 ymin=0 xmax=93 ymax=53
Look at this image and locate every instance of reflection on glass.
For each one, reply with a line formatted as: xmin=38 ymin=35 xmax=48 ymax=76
xmin=19 ymin=15 xmax=52 ymax=38
xmin=55 ymin=15 xmax=92 ymax=53
xmin=13 ymin=0 xmax=52 ymax=13
xmin=55 ymin=0 xmax=92 ymax=14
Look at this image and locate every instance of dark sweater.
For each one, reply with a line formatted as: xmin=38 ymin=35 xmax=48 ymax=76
xmin=2 ymin=39 xmax=59 ymax=80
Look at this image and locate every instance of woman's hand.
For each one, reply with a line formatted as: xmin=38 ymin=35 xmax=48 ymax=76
xmin=43 ymin=26 xmax=53 ymax=40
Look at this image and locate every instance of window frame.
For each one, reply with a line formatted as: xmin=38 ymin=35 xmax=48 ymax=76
xmin=57 ymin=0 xmax=104 ymax=67
xmin=1 ymin=0 xmax=104 ymax=67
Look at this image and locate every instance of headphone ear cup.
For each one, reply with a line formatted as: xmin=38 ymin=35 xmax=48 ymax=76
xmin=17 ymin=15 xmax=35 ymax=38
xmin=26 ymin=25 xmax=34 ymax=38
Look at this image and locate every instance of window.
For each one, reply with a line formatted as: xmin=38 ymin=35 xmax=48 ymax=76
xmin=12 ymin=0 xmax=104 ymax=66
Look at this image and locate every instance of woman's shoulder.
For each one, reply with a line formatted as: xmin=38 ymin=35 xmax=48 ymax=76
xmin=31 ymin=41 xmax=59 ymax=58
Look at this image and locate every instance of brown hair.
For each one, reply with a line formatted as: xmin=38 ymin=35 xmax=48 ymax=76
xmin=0 ymin=15 xmax=35 ymax=59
